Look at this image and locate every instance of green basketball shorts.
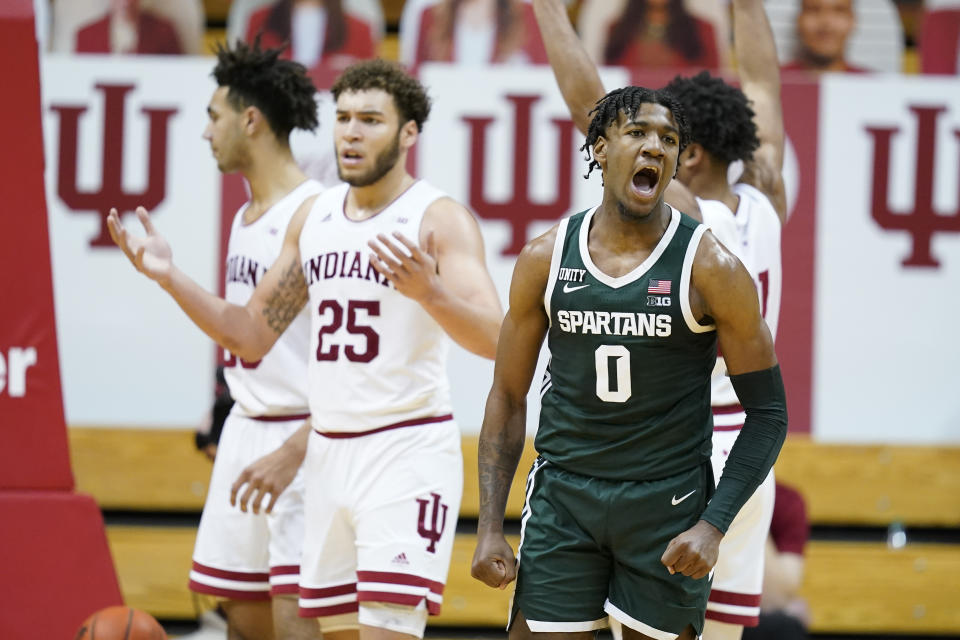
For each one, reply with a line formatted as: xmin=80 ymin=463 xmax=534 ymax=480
xmin=511 ymin=457 xmax=714 ymax=638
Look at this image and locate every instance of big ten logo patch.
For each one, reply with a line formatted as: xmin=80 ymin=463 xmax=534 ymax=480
xmin=416 ymin=492 xmax=449 ymax=553
xmin=463 ymin=95 xmax=577 ymax=256
xmin=50 ymin=83 xmax=178 ymax=248
xmin=867 ymin=105 xmax=960 ymax=268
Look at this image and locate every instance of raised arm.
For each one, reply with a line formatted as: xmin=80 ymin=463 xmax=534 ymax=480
xmin=471 ymin=229 xmax=554 ymax=589
xmin=369 ymin=198 xmax=503 ymax=359
xmin=532 ymin=0 xmax=605 ymax=136
xmin=532 ymin=0 xmax=700 ymax=218
xmin=733 ymin=0 xmax=788 ymax=223
xmin=107 ymin=197 xmax=316 ymax=362
xmin=662 ymin=231 xmax=785 ymax=578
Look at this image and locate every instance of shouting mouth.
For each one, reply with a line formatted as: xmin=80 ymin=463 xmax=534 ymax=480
xmin=632 ymin=166 xmax=661 ymax=199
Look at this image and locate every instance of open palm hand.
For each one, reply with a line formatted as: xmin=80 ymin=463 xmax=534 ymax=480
xmin=107 ymin=206 xmax=173 ymax=285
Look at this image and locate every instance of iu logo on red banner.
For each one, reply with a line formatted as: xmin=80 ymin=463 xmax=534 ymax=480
xmin=463 ymin=95 xmax=576 ymax=256
xmin=416 ymin=492 xmax=449 ymax=553
xmin=50 ymin=83 xmax=178 ymax=248
xmin=866 ymin=105 xmax=960 ymax=268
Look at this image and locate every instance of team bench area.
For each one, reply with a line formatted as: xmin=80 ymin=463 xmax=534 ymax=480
xmin=70 ymin=429 xmax=960 ymax=635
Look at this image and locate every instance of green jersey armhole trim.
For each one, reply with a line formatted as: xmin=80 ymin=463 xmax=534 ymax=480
xmin=544 ymin=215 xmax=573 ymax=324
xmin=680 ymin=223 xmax=717 ymax=334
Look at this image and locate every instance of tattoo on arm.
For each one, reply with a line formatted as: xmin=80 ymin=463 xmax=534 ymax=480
xmin=477 ymin=426 xmax=525 ymax=531
xmin=262 ymin=259 xmax=308 ymax=335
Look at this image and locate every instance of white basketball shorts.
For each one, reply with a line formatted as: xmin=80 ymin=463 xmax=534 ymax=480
xmin=298 ymin=417 xmax=462 ymax=634
xmin=706 ymin=427 xmax=775 ymax=627
xmin=189 ymin=412 xmax=309 ymax=600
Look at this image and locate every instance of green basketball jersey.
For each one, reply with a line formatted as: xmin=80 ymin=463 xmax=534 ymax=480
xmin=536 ymin=206 xmax=717 ymax=481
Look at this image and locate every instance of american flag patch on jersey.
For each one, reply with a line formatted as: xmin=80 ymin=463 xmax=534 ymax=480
xmin=648 ymin=279 xmax=672 ymax=294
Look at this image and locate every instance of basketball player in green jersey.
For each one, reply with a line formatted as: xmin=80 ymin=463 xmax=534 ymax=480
xmin=471 ymin=88 xmax=787 ymax=639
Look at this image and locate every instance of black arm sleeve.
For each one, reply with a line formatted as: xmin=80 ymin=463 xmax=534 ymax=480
xmin=700 ymin=364 xmax=788 ymax=533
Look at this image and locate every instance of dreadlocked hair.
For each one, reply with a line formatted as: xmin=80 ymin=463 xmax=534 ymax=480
xmin=331 ymin=59 xmax=432 ymax=132
xmin=664 ymin=72 xmax=759 ymax=165
xmin=580 ymin=86 xmax=690 ymax=178
xmin=212 ymin=38 xmax=319 ymax=141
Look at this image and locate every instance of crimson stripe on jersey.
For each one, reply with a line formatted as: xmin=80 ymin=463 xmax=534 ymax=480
xmin=191 ymin=561 xmax=269 ymax=582
xmin=712 ymin=403 xmax=745 ymax=415
xmin=357 ymin=570 xmax=445 ymax=594
xmin=270 ymin=583 xmax=299 ymax=595
xmin=705 ymin=610 xmax=759 ymax=626
xmin=358 ymin=591 xmax=441 ymax=614
xmin=713 ymin=424 xmax=744 ymax=432
xmin=314 ymin=414 xmax=454 ymax=439
xmin=270 ymin=565 xmax=300 ymax=576
xmin=189 ymin=580 xmax=270 ymax=600
xmin=708 ymin=590 xmax=762 ymax=606
xmin=299 ymin=602 xmax=359 ymax=617
xmin=250 ymin=412 xmax=311 ymax=422
xmin=299 ymin=583 xmax=357 ymax=598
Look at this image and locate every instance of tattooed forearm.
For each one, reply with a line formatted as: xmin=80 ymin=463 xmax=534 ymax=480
xmin=262 ymin=258 xmax=308 ymax=334
xmin=477 ymin=419 xmax=525 ymax=532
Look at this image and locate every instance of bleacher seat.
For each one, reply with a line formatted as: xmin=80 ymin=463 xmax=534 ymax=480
xmin=71 ymin=428 xmax=960 ymax=634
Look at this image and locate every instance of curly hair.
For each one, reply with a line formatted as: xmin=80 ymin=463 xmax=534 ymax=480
xmin=581 ymin=86 xmax=690 ymax=178
xmin=212 ymin=39 xmax=318 ymax=141
xmin=664 ymin=72 xmax=759 ymax=165
xmin=331 ymin=59 xmax=432 ymax=132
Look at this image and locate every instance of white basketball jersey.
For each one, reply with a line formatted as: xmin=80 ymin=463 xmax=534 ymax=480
xmin=223 ymin=179 xmax=323 ymax=417
xmin=697 ymin=182 xmax=782 ymax=416
xmin=299 ymin=181 xmax=453 ymax=432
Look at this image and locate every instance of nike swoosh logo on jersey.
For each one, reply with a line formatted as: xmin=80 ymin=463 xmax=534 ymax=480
xmin=671 ymin=490 xmax=696 ymax=506
xmin=563 ymin=283 xmax=590 ymax=293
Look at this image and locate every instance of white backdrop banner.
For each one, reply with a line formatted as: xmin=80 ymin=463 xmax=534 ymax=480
xmin=42 ymin=56 xmax=220 ymax=428
xmin=813 ymin=74 xmax=960 ymax=443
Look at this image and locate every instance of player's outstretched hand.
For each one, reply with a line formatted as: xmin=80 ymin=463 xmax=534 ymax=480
xmin=661 ymin=519 xmax=723 ymax=579
xmin=368 ymin=231 xmax=440 ymax=302
xmin=107 ymin=206 xmax=173 ymax=286
xmin=471 ymin=531 xmax=517 ymax=589
xmin=229 ymin=440 xmax=305 ymax=515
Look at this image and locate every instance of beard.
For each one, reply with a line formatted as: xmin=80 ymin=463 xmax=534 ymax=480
xmin=337 ymin=131 xmax=402 ymax=187
xmin=213 ymin=134 xmax=250 ymax=174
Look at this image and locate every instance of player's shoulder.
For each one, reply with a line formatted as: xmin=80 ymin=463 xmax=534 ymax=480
xmin=423 ymin=193 xmax=470 ymax=219
xmin=675 ymin=207 xmax=704 ymax=231
xmin=733 ymin=182 xmax=782 ymax=229
xmin=311 ymin=181 xmax=348 ymax=207
xmin=737 ymin=161 xmax=787 ymax=225
xmin=692 ymin=224 xmax=745 ymax=282
xmin=506 ymin=223 xmax=558 ymax=303
xmin=522 ymin=224 xmax=560 ymax=266
xmin=286 ymin=185 xmax=345 ymax=242
xmin=421 ymin=189 xmax=479 ymax=240
xmin=299 ymin=178 xmax=325 ymax=198
xmin=695 ymin=198 xmax=738 ymax=248
xmin=732 ymin=182 xmax=775 ymax=210
xmin=519 ymin=207 xmax=590 ymax=267
xmin=270 ymin=179 xmax=327 ymax=219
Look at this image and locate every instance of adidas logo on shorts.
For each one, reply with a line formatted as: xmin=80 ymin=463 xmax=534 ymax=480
xmin=391 ymin=552 xmax=409 ymax=566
